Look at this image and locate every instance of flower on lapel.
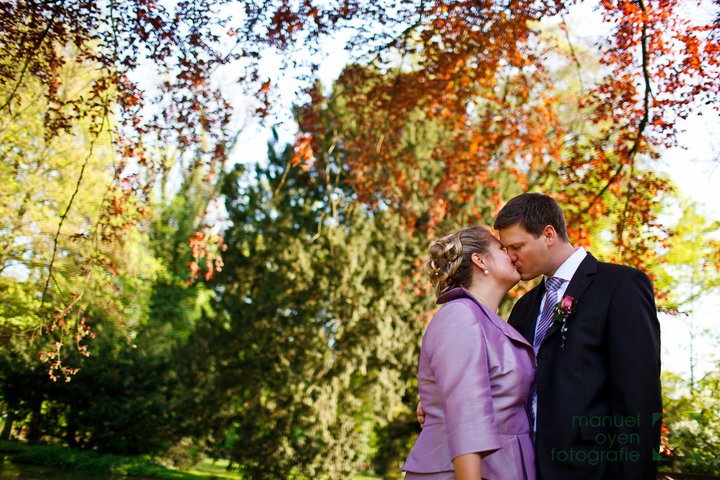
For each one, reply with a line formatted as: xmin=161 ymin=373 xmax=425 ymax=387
xmin=552 ymin=295 xmax=576 ymax=323
xmin=552 ymin=295 xmax=576 ymax=349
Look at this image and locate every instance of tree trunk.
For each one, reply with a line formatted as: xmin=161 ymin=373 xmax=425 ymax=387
xmin=26 ymin=399 xmax=42 ymax=443
xmin=1 ymin=411 xmax=15 ymax=440
xmin=65 ymin=412 xmax=78 ymax=447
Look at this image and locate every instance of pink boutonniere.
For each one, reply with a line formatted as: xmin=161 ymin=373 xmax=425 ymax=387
xmin=552 ymin=295 xmax=577 ymax=349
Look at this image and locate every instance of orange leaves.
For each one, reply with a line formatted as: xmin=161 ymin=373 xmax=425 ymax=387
xmin=291 ymin=132 xmax=315 ymax=172
xmin=187 ymin=229 xmax=227 ymax=285
xmin=39 ymin=294 xmax=97 ymax=382
xmin=590 ymin=0 xmax=719 ymax=153
xmin=659 ymin=409 xmax=673 ymax=457
xmin=255 ymin=79 xmax=273 ymax=117
xmin=508 ymin=167 xmax=528 ymax=190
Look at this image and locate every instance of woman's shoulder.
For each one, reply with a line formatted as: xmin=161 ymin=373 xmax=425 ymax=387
xmin=427 ymin=297 xmax=484 ymax=335
xmin=422 ymin=298 xmax=488 ymax=357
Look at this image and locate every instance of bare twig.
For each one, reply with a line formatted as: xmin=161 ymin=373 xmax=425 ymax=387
xmin=616 ymin=0 xmax=652 ymax=243
xmin=40 ymin=139 xmax=97 ymax=312
xmin=560 ymin=13 xmax=586 ymax=94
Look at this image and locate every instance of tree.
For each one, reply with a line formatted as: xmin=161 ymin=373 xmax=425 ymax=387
xmin=0 ymin=165 xmax=221 ymax=454
xmin=662 ymin=368 xmax=720 ymax=475
xmin=655 ymin=198 xmax=720 ymax=313
xmin=1 ymin=1 xmax=234 ymax=356
xmin=650 ymin=198 xmax=720 ymax=388
xmin=0 ymin=47 xmax=159 ymax=380
xmin=184 ymin=133 xmax=431 ymax=478
xmin=2 ymin=0 xmax=717 ymax=364
xmin=282 ymin=0 xmax=717 ymax=268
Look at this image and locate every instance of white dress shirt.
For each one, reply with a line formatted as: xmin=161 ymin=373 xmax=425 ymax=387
xmin=532 ymin=246 xmax=587 ymax=430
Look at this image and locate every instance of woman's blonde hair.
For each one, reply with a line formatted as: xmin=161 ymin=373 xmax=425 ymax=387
xmin=425 ymin=226 xmax=494 ymax=297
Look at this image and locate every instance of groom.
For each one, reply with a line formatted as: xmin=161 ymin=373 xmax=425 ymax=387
xmin=493 ymin=193 xmax=661 ymax=479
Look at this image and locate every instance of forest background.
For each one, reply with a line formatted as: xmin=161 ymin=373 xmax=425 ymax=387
xmin=1 ymin=0 xmax=719 ymax=478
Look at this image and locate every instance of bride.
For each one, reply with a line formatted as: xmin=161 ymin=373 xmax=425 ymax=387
xmin=402 ymin=226 xmax=536 ymax=480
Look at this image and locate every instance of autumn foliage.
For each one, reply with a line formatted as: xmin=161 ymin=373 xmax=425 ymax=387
xmin=1 ymin=1 xmax=719 ymax=475
xmin=2 ymin=0 xmax=717 ymax=281
xmin=282 ymin=0 xmax=719 ymax=274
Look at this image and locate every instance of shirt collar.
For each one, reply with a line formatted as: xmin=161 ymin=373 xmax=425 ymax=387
xmin=546 ymin=246 xmax=587 ymax=284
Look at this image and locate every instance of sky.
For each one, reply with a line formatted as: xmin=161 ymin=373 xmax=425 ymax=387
xmin=657 ymin=121 xmax=720 ymax=382
xmin=218 ymin=3 xmax=720 ymax=381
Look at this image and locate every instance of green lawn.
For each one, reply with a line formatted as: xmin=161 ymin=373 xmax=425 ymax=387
xmin=0 ymin=440 xmax=381 ymax=480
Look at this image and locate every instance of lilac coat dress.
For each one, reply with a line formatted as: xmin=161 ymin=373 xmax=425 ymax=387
xmin=402 ymin=287 xmax=536 ymax=479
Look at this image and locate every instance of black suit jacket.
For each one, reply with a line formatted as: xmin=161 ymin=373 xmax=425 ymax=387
xmin=509 ymin=253 xmax=662 ymax=480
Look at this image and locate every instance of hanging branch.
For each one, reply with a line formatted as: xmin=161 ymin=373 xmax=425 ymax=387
xmin=582 ymin=0 xmax=652 ymax=216
xmin=39 ymin=135 xmax=99 ymax=313
xmin=0 ymin=1 xmax=60 ymax=115
xmin=560 ymin=12 xmax=586 ymax=94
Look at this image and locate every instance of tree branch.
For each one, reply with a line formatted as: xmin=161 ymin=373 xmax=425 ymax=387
xmin=40 ymin=140 xmax=96 ymax=312
xmin=616 ymin=0 xmax=652 ymax=244
xmin=560 ymin=13 xmax=586 ymax=94
xmin=0 ymin=2 xmax=60 ymax=115
xmin=582 ymin=0 xmax=652 ymax=216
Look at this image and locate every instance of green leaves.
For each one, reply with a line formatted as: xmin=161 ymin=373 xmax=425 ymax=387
xmin=199 ymin=140 xmax=427 ymax=478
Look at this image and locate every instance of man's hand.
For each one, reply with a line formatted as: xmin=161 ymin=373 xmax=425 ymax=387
xmin=416 ymin=401 xmax=426 ymax=428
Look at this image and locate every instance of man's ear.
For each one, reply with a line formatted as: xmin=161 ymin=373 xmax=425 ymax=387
xmin=543 ymin=225 xmax=557 ymax=245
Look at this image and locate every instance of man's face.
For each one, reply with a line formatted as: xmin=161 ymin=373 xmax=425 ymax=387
xmin=497 ymin=223 xmax=549 ymax=281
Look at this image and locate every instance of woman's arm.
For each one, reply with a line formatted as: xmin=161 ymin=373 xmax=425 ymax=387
xmin=453 ymin=453 xmax=482 ymax=480
xmin=424 ymin=302 xmax=500 ymax=472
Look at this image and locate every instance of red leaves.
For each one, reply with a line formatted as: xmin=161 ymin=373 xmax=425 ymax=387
xmin=268 ymin=1 xmax=304 ymax=49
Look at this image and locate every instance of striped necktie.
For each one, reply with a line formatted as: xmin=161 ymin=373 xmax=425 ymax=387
xmin=528 ymin=276 xmax=565 ymax=434
xmin=534 ymin=276 xmax=564 ymax=350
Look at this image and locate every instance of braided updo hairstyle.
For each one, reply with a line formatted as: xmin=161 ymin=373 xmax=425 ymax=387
xmin=426 ymin=226 xmax=494 ymax=297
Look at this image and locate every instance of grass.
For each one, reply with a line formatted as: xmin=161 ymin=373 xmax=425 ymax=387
xmin=185 ymin=459 xmax=244 ymax=479
xmin=0 ymin=440 xmax=236 ymax=479
xmin=0 ymin=440 xmax=381 ymax=479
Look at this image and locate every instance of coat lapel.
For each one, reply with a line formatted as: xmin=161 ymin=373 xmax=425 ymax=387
xmin=439 ymin=287 xmax=534 ymax=350
xmin=541 ymin=253 xmax=599 ymax=345
xmin=475 ymin=296 xmax=533 ymax=350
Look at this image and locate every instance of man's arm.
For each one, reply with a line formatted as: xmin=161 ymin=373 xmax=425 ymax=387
xmin=607 ymin=268 xmax=662 ymax=479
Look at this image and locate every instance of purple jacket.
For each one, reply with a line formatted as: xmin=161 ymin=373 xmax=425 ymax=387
xmin=403 ymin=288 xmax=536 ymax=479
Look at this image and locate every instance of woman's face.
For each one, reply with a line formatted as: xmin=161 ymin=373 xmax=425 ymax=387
xmin=487 ymin=238 xmax=521 ymax=288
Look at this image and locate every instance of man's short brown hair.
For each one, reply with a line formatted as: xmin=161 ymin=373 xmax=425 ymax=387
xmin=493 ymin=193 xmax=569 ymax=241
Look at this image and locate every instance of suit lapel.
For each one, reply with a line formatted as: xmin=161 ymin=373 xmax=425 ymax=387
xmin=511 ymin=283 xmax=544 ymax=345
xmin=541 ymin=253 xmax=599 ymax=345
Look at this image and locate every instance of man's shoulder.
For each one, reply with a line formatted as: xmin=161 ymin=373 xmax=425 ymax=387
xmin=587 ymin=258 xmax=654 ymax=296
xmin=594 ymin=259 xmax=650 ymax=281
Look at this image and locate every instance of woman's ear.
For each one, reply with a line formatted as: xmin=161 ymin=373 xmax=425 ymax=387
xmin=471 ymin=252 xmax=487 ymax=271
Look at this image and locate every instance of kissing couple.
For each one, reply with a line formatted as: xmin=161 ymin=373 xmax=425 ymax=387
xmin=403 ymin=193 xmax=662 ymax=480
